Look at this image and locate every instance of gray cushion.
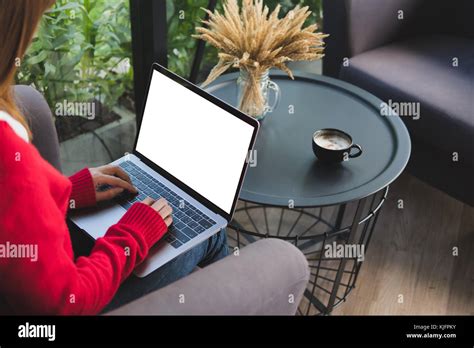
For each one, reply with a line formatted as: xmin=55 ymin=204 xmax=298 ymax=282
xmin=340 ymin=35 xmax=474 ymax=167
xmin=345 ymin=0 xmax=425 ymax=56
xmin=13 ymin=85 xmax=62 ymax=171
xmin=108 ymin=239 xmax=310 ymax=315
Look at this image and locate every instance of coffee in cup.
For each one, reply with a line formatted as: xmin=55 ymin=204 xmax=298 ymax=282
xmin=312 ymin=129 xmax=363 ymax=163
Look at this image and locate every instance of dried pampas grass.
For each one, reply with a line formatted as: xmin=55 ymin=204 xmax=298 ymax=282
xmin=194 ymin=0 xmax=328 ymax=116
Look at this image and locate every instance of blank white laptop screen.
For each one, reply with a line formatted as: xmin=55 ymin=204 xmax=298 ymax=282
xmin=136 ymin=69 xmax=255 ymax=214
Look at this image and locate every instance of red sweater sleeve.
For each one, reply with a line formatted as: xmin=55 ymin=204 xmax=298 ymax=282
xmin=1 ymin=179 xmax=167 ymax=314
xmin=0 ymin=123 xmax=168 ymax=314
xmin=68 ymin=168 xmax=97 ymax=209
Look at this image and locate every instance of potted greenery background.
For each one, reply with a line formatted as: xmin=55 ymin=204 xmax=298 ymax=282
xmin=16 ymin=0 xmax=133 ymax=141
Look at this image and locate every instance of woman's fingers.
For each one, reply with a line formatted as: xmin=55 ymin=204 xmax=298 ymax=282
xmin=103 ymin=166 xmax=133 ymax=185
xmin=158 ymin=203 xmax=173 ymax=219
xmin=89 ymin=165 xmax=138 ymax=203
xmin=96 ymin=174 xmax=136 ymax=193
xmin=96 ymin=165 xmax=137 ymax=193
xmin=163 ymin=216 xmax=173 ymax=227
xmin=92 ymin=163 xmax=174 ymax=225
xmin=143 ymin=197 xmax=173 ymax=225
xmin=96 ymin=187 xmax=124 ymax=202
xmin=142 ymin=197 xmax=155 ymax=206
xmin=158 ymin=204 xmax=173 ymax=226
xmin=151 ymin=197 xmax=167 ymax=211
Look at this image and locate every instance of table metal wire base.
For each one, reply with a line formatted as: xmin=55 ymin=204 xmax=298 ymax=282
xmin=227 ymin=187 xmax=389 ymax=315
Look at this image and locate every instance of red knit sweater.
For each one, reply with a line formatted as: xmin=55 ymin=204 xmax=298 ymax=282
xmin=0 ymin=120 xmax=168 ymax=315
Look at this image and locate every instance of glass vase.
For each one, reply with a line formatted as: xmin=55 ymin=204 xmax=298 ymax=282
xmin=236 ymin=69 xmax=281 ymax=121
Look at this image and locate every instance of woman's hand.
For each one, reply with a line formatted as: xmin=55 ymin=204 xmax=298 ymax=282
xmin=142 ymin=197 xmax=173 ymax=227
xmin=89 ymin=165 xmax=138 ymax=202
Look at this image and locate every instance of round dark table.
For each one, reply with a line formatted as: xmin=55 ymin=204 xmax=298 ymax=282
xmin=206 ymin=70 xmax=411 ymax=315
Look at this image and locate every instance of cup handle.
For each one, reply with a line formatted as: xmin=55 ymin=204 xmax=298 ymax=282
xmin=266 ymin=80 xmax=281 ymax=113
xmin=349 ymin=144 xmax=363 ymax=158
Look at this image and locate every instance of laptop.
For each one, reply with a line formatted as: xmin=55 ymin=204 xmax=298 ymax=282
xmin=71 ymin=63 xmax=259 ymax=277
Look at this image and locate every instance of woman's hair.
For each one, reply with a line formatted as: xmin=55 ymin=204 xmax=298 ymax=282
xmin=0 ymin=0 xmax=55 ymax=138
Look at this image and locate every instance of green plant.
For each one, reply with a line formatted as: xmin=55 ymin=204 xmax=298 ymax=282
xmin=16 ymin=0 xmax=133 ymax=113
xmin=167 ymin=0 xmax=210 ymax=77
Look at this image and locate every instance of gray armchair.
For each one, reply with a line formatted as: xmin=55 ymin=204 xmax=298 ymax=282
xmin=12 ymin=85 xmax=310 ymax=315
xmin=323 ymin=0 xmax=474 ymax=205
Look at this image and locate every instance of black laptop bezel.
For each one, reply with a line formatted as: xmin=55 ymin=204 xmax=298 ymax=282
xmin=132 ymin=63 xmax=259 ymax=222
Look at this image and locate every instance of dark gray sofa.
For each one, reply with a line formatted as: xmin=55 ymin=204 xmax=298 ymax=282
xmin=323 ymin=0 xmax=474 ymax=205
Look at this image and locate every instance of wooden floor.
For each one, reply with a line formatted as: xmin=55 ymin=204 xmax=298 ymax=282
xmin=332 ymin=173 xmax=474 ymax=315
xmin=231 ymin=172 xmax=473 ymax=315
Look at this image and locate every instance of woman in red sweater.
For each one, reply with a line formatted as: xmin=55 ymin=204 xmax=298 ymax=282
xmin=0 ymin=0 xmax=228 ymax=314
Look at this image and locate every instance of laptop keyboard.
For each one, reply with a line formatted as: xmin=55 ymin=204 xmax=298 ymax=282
xmin=115 ymin=161 xmax=217 ymax=249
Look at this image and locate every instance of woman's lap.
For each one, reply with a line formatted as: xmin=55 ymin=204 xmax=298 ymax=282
xmin=102 ymin=228 xmax=229 ymax=312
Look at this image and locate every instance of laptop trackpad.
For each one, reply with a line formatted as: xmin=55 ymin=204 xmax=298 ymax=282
xmin=71 ymin=205 xmax=126 ymax=240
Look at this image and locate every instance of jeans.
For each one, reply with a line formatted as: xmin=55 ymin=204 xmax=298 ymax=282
xmin=103 ymin=228 xmax=229 ymax=312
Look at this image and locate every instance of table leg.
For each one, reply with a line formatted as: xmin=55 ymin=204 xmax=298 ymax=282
xmin=326 ymin=197 xmax=366 ymax=313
